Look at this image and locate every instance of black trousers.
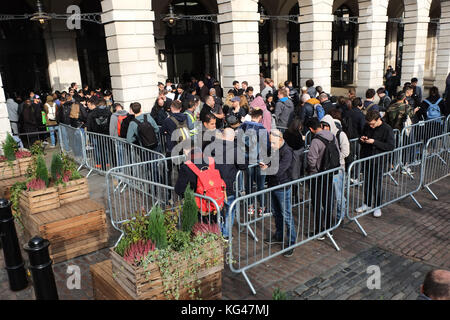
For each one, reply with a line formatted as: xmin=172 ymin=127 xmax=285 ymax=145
xmin=363 ymin=159 xmax=383 ymax=208
xmin=311 ymin=174 xmax=334 ymax=234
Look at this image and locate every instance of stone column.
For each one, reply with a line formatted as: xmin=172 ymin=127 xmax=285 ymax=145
xmin=434 ymin=1 xmax=450 ymax=92
xmin=401 ymin=13 xmax=430 ymax=87
xmin=0 ymin=76 xmax=11 ymax=142
xmin=356 ymin=2 xmax=388 ymax=96
xmin=101 ymin=0 xmax=158 ymax=113
xmin=217 ymin=0 xmax=260 ymax=93
xmin=271 ymin=20 xmax=289 ymax=86
xmin=44 ymin=20 xmax=82 ymax=92
xmin=298 ymin=4 xmax=333 ymax=94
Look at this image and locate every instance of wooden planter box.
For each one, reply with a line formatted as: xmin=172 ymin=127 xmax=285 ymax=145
xmin=0 ymin=176 xmax=27 ymax=200
xmin=0 ymin=160 xmax=21 ymax=180
xmin=90 ymin=260 xmax=133 ymax=300
xmin=57 ymin=178 xmax=89 ymax=205
xmin=19 ymin=186 xmax=60 ymax=215
xmin=21 ymin=199 xmax=108 ymax=264
xmin=18 ymin=157 xmax=33 ymax=176
xmin=110 ymin=240 xmax=224 ymax=300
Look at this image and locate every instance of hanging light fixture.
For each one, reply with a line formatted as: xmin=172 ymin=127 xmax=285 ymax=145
xmin=259 ymin=7 xmax=269 ymax=26
xmin=162 ymin=5 xmax=179 ymax=27
xmin=29 ymin=0 xmax=52 ymax=25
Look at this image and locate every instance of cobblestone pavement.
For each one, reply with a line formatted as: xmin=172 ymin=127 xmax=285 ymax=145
xmin=0 ymin=169 xmax=448 ymax=300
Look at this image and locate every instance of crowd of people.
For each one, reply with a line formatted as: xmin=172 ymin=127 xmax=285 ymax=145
xmin=4 ymin=72 xmax=450 ymax=258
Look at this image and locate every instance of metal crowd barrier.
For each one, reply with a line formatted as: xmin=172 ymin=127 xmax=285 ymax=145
xmin=446 ymin=114 xmax=450 ymax=133
xmin=58 ymin=124 xmax=86 ymax=171
xmin=227 ymin=166 xmax=345 ymax=295
xmin=421 ymin=133 xmax=450 ymax=200
xmin=400 ymin=117 xmax=446 ymax=148
xmin=345 ymin=142 xmax=424 ymax=237
xmin=106 ymin=160 xmax=222 ymax=244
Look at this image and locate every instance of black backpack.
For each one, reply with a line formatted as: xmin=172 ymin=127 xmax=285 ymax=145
xmin=93 ymin=110 xmax=110 ymax=134
xmin=119 ymin=114 xmax=135 ymax=139
xmin=132 ymin=114 xmax=158 ymax=148
xmin=313 ymin=135 xmax=341 ymax=171
xmin=58 ymin=103 xmax=72 ymax=125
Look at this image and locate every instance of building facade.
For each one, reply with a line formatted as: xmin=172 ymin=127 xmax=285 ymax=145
xmin=0 ymin=0 xmax=449 ymax=140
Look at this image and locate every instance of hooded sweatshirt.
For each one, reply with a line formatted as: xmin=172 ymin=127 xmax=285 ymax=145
xmin=321 ymin=115 xmax=350 ymax=168
xmin=110 ymin=109 xmax=129 ymax=137
xmin=307 ymin=129 xmax=339 ymax=174
xmin=250 ymin=96 xmax=272 ymax=132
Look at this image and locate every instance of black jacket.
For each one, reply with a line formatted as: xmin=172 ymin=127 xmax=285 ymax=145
xmin=283 ymin=130 xmax=305 ymax=151
xmin=175 ymin=153 xmax=208 ymax=197
xmin=267 ymin=142 xmax=293 ymax=187
xmin=86 ymin=106 xmax=112 ymax=134
xmin=161 ymin=112 xmax=188 ymax=153
xmin=322 ymin=100 xmax=334 ymax=115
xmin=360 ymin=121 xmax=395 ymax=158
xmin=212 ymin=139 xmax=248 ymax=195
xmin=347 ymin=108 xmax=366 ymax=136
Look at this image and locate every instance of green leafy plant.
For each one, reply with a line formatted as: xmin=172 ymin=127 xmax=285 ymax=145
xmin=147 ymin=206 xmax=168 ymax=250
xmin=2 ymin=133 xmax=18 ymax=161
xmin=50 ymin=153 xmax=64 ymax=182
xmin=168 ymin=230 xmax=190 ymax=252
xmin=114 ymin=236 xmax=132 ymax=257
xmin=181 ymin=186 xmax=198 ymax=233
xmin=164 ymin=207 xmax=180 ymax=244
xmin=35 ymin=155 xmax=49 ymax=187
xmin=30 ymin=140 xmax=44 ymax=156
xmin=10 ymin=181 xmax=27 ymax=226
xmin=122 ymin=210 xmax=149 ymax=244
xmin=272 ymin=288 xmax=288 ymax=300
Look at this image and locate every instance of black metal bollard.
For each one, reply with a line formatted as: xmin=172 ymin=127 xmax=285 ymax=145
xmin=24 ymin=236 xmax=59 ymax=300
xmin=0 ymin=199 xmax=28 ymax=291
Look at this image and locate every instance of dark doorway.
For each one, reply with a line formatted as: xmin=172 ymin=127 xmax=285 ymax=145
xmin=287 ymin=3 xmax=300 ymax=88
xmin=259 ymin=4 xmax=271 ymax=78
xmin=77 ymin=0 xmax=111 ymax=90
xmin=165 ymin=1 xmax=219 ymax=84
xmin=0 ymin=1 xmax=50 ymax=97
xmin=332 ymin=5 xmax=356 ymax=87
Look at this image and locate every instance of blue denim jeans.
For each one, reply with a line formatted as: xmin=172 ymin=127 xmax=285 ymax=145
xmin=271 ymin=187 xmax=296 ymax=246
xmin=221 ymin=194 xmax=236 ymax=238
xmin=48 ymin=126 xmax=56 ymax=146
xmin=333 ymin=171 xmax=346 ymax=220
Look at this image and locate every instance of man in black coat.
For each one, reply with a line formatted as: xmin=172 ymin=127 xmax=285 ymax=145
xmin=357 ymin=110 xmax=395 ymax=218
xmin=347 ymin=97 xmax=366 ymax=136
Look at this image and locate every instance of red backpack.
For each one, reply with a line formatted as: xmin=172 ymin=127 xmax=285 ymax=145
xmin=185 ymin=157 xmax=227 ymax=216
xmin=117 ymin=115 xmax=128 ymax=137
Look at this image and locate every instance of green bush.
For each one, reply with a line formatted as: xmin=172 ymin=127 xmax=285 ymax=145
xmin=168 ymin=230 xmax=191 ymax=252
xmin=35 ymin=155 xmax=49 ymax=187
xmin=181 ymin=186 xmax=198 ymax=233
xmin=50 ymin=153 xmax=64 ymax=181
xmin=147 ymin=206 xmax=168 ymax=250
xmin=2 ymin=133 xmax=18 ymax=161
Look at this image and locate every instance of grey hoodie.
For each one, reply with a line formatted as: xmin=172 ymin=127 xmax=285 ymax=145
xmin=109 ymin=109 xmax=129 ymax=137
xmin=321 ymin=115 xmax=350 ymax=168
xmin=307 ymin=129 xmax=339 ymax=174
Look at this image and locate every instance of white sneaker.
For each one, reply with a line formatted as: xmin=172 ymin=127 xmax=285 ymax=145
xmin=401 ymin=167 xmax=413 ymax=175
xmin=373 ymin=209 xmax=382 ymax=217
xmin=355 ymin=204 xmax=372 ymax=213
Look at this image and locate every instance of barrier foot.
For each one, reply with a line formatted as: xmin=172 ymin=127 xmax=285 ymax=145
xmin=247 ymin=225 xmax=259 ymax=242
xmin=425 ymin=186 xmax=439 ymax=200
xmin=77 ymin=164 xmax=84 ymax=172
xmin=86 ymin=169 xmax=94 ymax=178
xmin=354 ymin=219 xmax=368 ymax=237
xmin=242 ymin=270 xmax=257 ymax=295
xmin=410 ymin=194 xmax=422 ymax=209
xmin=387 ymin=173 xmax=399 ymax=186
xmin=327 ymin=232 xmax=340 ymax=251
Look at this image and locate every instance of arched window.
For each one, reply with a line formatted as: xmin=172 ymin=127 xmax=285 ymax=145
xmin=164 ymin=1 xmax=219 ymax=84
xmin=332 ymin=5 xmax=356 ymax=87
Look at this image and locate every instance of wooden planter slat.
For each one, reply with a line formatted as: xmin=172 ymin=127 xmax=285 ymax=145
xmin=19 ymin=186 xmax=60 ymax=215
xmin=0 ymin=176 xmax=27 ymax=199
xmin=110 ymin=240 xmax=223 ymax=300
xmin=21 ymin=199 xmax=108 ymax=264
xmin=57 ymin=178 xmax=89 ymax=205
xmin=0 ymin=160 xmax=21 ymax=179
xmin=18 ymin=157 xmax=33 ymax=176
xmin=90 ymin=260 xmax=133 ymax=300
